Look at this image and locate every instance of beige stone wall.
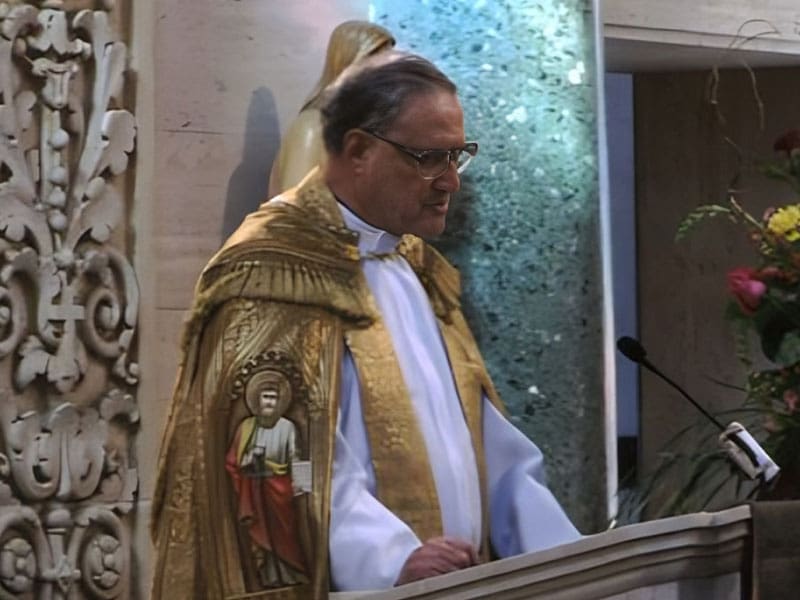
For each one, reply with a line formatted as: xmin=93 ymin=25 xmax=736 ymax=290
xmin=603 ymin=1 xmax=800 ymax=73
xmin=605 ymin=0 xmax=800 ymax=54
xmin=132 ymin=0 xmax=369 ymax=593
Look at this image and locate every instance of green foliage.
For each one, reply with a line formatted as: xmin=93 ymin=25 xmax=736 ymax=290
xmin=617 ymin=409 xmax=759 ymax=523
xmin=674 ymin=205 xmax=733 ymax=241
xmin=758 ymin=152 xmax=800 ymax=195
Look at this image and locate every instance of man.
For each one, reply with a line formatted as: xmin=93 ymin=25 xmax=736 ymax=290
xmin=151 ymin=51 xmax=580 ymax=600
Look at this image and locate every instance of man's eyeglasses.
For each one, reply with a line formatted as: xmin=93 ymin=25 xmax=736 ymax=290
xmin=362 ymin=129 xmax=478 ymax=180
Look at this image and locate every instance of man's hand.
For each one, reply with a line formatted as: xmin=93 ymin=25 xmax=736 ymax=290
xmin=395 ymin=537 xmax=480 ymax=586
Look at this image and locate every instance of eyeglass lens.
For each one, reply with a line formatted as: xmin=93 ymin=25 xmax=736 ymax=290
xmin=418 ymin=149 xmax=474 ymax=179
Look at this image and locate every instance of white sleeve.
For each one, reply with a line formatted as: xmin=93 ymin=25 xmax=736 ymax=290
xmin=329 ymin=349 xmax=421 ymax=591
xmin=484 ymin=399 xmax=582 ymax=557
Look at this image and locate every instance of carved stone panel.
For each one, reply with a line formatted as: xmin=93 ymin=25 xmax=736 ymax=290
xmin=0 ymin=1 xmax=137 ymax=598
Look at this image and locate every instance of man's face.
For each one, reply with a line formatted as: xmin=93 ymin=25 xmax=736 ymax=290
xmin=257 ymin=388 xmax=279 ymax=417
xmin=356 ymin=89 xmax=465 ymax=238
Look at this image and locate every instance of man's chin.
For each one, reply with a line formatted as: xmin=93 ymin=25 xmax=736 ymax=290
xmin=415 ymin=217 xmax=447 ymax=239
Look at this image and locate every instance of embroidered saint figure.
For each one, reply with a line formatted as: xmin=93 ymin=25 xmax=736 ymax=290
xmin=225 ymin=369 xmax=309 ymax=588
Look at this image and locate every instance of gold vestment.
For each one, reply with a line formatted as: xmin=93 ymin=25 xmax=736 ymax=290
xmin=151 ymin=170 xmax=505 ymax=599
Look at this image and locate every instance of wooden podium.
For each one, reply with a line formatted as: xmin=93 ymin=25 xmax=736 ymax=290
xmin=331 ymin=504 xmax=753 ymax=600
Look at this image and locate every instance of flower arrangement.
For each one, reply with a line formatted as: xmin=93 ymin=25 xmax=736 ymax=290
xmin=618 ymin=130 xmax=800 ymax=522
xmin=675 ymin=129 xmax=800 ymax=497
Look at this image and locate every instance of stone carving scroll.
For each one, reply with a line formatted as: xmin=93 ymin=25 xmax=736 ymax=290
xmin=0 ymin=1 xmax=138 ymax=598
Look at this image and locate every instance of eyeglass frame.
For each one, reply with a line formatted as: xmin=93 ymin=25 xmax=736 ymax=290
xmin=361 ymin=129 xmax=479 ymax=179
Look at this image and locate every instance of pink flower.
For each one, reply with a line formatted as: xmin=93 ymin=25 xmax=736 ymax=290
xmin=727 ymin=267 xmax=767 ymax=314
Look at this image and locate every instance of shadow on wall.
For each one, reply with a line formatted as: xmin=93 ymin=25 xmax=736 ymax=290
xmin=223 ymin=87 xmax=281 ymax=239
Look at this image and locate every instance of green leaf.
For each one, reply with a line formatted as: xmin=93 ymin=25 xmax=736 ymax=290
xmin=774 ymin=330 xmax=800 ymax=365
xmin=790 ymin=150 xmax=800 ymax=180
xmin=729 ymin=314 xmax=754 ymax=368
xmin=760 ymin=162 xmax=800 ymax=194
xmin=675 ymin=205 xmax=732 ymax=241
xmin=753 ymin=294 xmax=800 ymax=362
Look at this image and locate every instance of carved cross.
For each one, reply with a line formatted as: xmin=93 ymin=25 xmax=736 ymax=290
xmin=46 ymin=283 xmax=84 ymax=324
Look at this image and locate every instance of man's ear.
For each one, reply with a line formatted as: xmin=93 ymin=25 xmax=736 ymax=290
xmin=340 ymin=129 xmax=374 ymax=173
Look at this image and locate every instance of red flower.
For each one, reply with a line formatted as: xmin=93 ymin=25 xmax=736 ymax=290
xmin=727 ymin=267 xmax=767 ymax=314
xmin=773 ymin=129 xmax=800 ymax=156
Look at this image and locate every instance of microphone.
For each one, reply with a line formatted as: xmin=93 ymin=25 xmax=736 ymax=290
xmin=616 ymin=336 xmax=780 ymax=484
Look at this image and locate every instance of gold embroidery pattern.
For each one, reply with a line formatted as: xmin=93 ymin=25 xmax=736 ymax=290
xmin=439 ymin=316 xmax=493 ymax=560
xmin=345 ymin=318 xmax=443 ymax=542
xmin=398 ymin=235 xmax=461 ymax=323
xmin=222 ymin=300 xmax=261 ymax=357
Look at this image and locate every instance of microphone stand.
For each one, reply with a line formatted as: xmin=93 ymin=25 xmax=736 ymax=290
xmin=617 ymin=336 xmax=780 ymax=487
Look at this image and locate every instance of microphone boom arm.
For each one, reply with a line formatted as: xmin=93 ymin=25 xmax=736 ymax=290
xmin=639 ymin=357 xmax=725 ymax=432
xmin=617 ymin=336 xmax=780 ymax=484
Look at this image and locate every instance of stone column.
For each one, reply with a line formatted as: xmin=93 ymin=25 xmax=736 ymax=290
xmin=0 ymin=1 xmax=139 ymax=597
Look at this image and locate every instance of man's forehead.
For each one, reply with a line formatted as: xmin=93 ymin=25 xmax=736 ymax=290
xmin=390 ymin=90 xmax=465 ymax=132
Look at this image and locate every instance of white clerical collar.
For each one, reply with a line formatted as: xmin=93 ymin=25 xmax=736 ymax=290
xmin=337 ymin=201 xmax=401 ymax=256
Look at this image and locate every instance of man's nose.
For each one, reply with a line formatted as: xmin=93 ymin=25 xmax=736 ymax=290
xmin=432 ymin=161 xmax=460 ymax=192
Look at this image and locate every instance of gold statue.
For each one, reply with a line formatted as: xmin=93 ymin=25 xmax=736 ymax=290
xmin=267 ymin=20 xmax=395 ymax=197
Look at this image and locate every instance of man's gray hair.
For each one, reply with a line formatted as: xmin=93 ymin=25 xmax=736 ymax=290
xmin=320 ymin=51 xmax=457 ymax=154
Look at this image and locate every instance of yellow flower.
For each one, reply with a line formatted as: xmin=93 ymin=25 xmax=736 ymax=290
xmin=767 ymin=205 xmax=800 ymax=241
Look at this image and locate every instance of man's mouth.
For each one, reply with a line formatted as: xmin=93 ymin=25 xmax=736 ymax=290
xmin=425 ymin=202 xmax=449 ymax=214
xmin=424 ymin=197 xmax=449 ymax=209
